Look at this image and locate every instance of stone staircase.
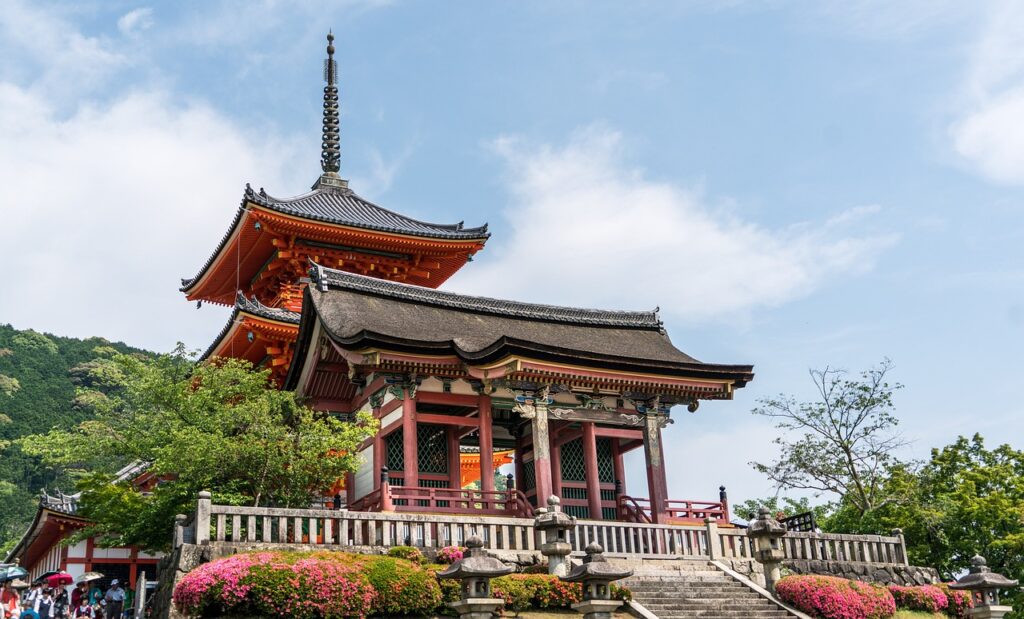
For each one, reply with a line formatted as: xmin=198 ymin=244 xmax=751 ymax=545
xmin=622 ymin=560 xmax=798 ymax=619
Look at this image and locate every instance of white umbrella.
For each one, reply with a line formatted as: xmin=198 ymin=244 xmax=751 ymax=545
xmin=75 ymin=571 xmax=104 ymax=585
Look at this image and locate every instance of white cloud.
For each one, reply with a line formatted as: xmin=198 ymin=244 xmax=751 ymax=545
xmin=117 ymin=8 xmax=154 ymax=36
xmin=449 ymin=126 xmax=896 ymax=323
xmin=949 ymin=2 xmax=1024 ymax=184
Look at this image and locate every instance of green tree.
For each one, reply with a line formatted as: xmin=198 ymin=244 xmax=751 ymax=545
xmin=827 ymin=435 xmax=1024 ymax=617
xmin=751 ymin=359 xmax=907 ymax=517
xmin=733 ymin=495 xmax=830 ymax=524
xmin=20 ymin=347 xmax=377 ymax=552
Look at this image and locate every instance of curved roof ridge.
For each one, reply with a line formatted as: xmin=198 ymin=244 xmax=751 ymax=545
xmin=245 ymin=184 xmax=490 ymax=238
xmin=309 ymin=262 xmax=663 ymax=329
xmin=235 ymin=292 xmax=302 ymax=324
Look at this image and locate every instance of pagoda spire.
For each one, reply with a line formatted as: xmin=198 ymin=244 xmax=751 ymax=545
xmin=318 ymin=31 xmax=346 ymax=189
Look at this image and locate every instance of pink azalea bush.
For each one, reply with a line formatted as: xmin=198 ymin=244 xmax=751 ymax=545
xmin=937 ymin=583 xmax=973 ymax=618
xmin=436 ymin=545 xmax=465 ymax=564
xmin=775 ymin=575 xmax=896 ymax=619
xmin=173 ymin=551 xmax=377 ymax=618
xmin=888 ymin=584 xmax=948 ymax=613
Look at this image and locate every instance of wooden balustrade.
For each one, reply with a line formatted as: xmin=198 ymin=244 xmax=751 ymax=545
xmin=386 ymin=487 xmax=534 ymax=518
xmin=571 ymin=519 xmax=708 ymax=558
xmin=180 ymin=497 xmax=906 ymax=567
xmin=618 ymin=495 xmax=729 ymax=524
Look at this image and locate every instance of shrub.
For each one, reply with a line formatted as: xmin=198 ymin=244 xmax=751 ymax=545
xmin=936 ymin=584 xmax=973 ymax=618
xmin=490 ymin=574 xmax=631 ymax=613
xmin=387 ymin=545 xmax=426 ymax=564
xmin=362 ymin=555 xmax=443 ymax=616
xmin=172 ymin=551 xmax=377 ymax=618
xmin=436 ymin=545 xmax=465 ymax=564
xmin=775 ymin=575 xmax=896 ymax=619
xmin=520 ymin=564 xmax=549 ymax=574
xmin=888 ymin=585 xmax=948 ymax=613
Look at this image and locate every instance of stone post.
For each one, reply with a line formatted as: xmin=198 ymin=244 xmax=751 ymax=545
xmin=747 ymin=507 xmax=787 ymax=593
xmin=561 ymin=543 xmax=632 ymax=619
xmin=891 ymin=528 xmax=909 ymax=566
xmin=535 ymin=496 xmax=576 ymax=577
xmin=173 ymin=514 xmax=187 ymax=548
xmin=195 ymin=491 xmax=211 ymax=545
xmin=704 ymin=517 xmax=720 ymax=560
xmin=437 ymin=535 xmax=514 ymax=619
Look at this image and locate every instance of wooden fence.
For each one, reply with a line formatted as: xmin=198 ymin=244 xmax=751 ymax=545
xmin=177 ymin=493 xmax=907 ymax=566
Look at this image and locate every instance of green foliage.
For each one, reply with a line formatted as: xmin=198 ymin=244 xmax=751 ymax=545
xmin=19 ymin=346 xmax=377 ymax=552
xmin=361 ymin=555 xmax=443 ymax=616
xmin=751 ymin=359 xmax=907 ymax=517
xmin=0 ymin=324 xmax=146 ymax=552
xmin=387 ymin=545 xmax=426 ymax=563
xmin=734 ymin=495 xmax=831 ymax=523
xmin=826 ymin=435 xmax=1024 ymax=617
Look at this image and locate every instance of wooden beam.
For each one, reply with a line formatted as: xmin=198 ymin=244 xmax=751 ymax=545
xmin=417 ymin=413 xmax=480 ymax=427
xmin=594 ymin=427 xmax=644 ymax=440
xmin=416 ymin=391 xmax=480 ymax=407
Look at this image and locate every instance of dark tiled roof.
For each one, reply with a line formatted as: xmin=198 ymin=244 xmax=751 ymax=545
xmin=180 ymin=183 xmax=488 ymax=291
xmin=309 ymin=263 xmax=662 ymax=329
xmin=304 ymin=264 xmax=740 ymax=372
xmin=247 ymin=184 xmax=489 ymax=240
xmin=201 ymin=294 xmax=301 ymax=360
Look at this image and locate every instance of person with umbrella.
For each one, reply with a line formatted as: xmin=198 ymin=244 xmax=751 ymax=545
xmin=33 ymin=587 xmax=55 ymax=618
xmin=51 ymin=587 xmax=68 ymax=619
xmin=2 ymin=583 xmax=19 ymax=619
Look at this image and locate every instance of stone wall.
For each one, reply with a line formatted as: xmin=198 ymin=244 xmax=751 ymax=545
xmin=784 ymin=560 xmax=940 ymax=586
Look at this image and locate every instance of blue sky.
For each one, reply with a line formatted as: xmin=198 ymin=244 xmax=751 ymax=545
xmin=1 ymin=1 xmax=1021 ymax=506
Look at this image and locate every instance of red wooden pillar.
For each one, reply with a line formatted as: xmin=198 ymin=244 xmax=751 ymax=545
xmin=531 ymin=406 xmax=554 ymax=504
xmin=582 ymin=422 xmax=603 ymax=519
xmin=643 ymin=415 xmax=669 ymax=524
xmin=550 ymin=442 xmax=562 ymax=499
xmin=514 ymin=433 xmax=525 ymax=494
xmin=373 ymin=432 xmax=384 ymax=493
xmin=447 ymin=427 xmax=461 ymax=490
xmin=479 ymin=395 xmax=495 ymax=493
xmin=402 ymin=388 xmax=418 ymax=490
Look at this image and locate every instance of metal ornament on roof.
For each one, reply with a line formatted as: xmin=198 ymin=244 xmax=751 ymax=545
xmin=950 ymin=554 xmax=1019 ymax=612
xmin=321 ymin=32 xmax=341 ymax=175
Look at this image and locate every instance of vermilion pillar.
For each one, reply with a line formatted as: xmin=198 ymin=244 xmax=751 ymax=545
xmin=643 ymin=413 xmax=669 ymax=524
xmin=550 ymin=442 xmax=563 ymax=499
xmin=612 ymin=440 xmax=626 ymax=496
xmin=372 ymin=408 xmax=384 ymax=492
xmin=402 ymin=387 xmax=418 ymax=490
xmin=479 ymin=395 xmax=495 ymax=493
xmin=447 ymin=427 xmax=461 ymax=489
xmin=582 ymin=422 xmax=603 ymax=519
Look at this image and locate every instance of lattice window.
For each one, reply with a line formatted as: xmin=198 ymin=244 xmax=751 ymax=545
xmin=560 ymin=438 xmax=586 ymax=482
xmin=521 ymin=460 xmax=535 ymax=491
xmin=601 ymin=507 xmax=617 ymax=520
xmin=417 ymin=424 xmax=449 ymax=474
xmin=564 ymin=505 xmax=590 ymax=519
xmin=600 ymin=489 xmax=616 ymax=502
xmin=596 ymin=438 xmax=615 ymax=484
xmin=386 ymin=429 xmax=404 ymax=471
xmin=562 ymin=487 xmax=587 ymax=500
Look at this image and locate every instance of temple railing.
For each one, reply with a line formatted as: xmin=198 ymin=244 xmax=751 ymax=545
xmin=384 ymin=486 xmax=534 ymax=518
xmin=178 ymin=494 xmax=907 ymax=566
xmin=617 ymin=495 xmax=730 ymax=525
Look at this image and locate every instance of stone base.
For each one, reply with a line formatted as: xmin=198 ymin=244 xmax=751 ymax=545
xmin=449 ymin=598 xmax=505 ymax=619
xmin=572 ymin=598 xmax=623 ymax=619
xmin=969 ymin=606 xmax=1013 ymax=619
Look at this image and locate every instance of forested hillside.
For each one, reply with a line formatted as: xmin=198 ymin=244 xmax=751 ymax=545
xmin=0 ymin=324 xmax=149 ymax=553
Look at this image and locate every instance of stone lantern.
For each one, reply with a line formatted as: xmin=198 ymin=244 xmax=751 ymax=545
xmin=535 ymin=495 xmax=576 ymax=577
xmin=747 ymin=506 xmax=788 ymax=592
xmin=950 ymin=555 xmax=1019 ymax=618
xmin=437 ymin=534 xmax=514 ymax=619
xmin=561 ymin=543 xmax=633 ymax=619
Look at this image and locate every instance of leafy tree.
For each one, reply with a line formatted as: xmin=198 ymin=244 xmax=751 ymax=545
xmin=751 ymin=359 xmax=907 ymax=517
xmin=827 ymin=435 xmax=1024 ymax=617
xmin=733 ymin=495 xmax=831 ymax=524
xmin=20 ymin=347 xmax=377 ymax=552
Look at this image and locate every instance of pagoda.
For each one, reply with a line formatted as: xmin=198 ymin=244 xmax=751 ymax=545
xmin=183 ymin=33 xmax=488 ymax=382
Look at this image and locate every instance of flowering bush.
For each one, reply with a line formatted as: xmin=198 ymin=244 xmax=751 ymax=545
xmin=436 ymin=545 xmax=465 ymax=564
xmin=387 ymin=545 xmax=426 ymax=564
xmin=361 ymin=555 xmax=443 ymax=616
xmin=489 ymin=574 xmax=631 ymax=614
xmin=936 ymin=584 xmax=973 ymax=618
xmin=888 ymin=585 xmax=948 ymax=613
xmin=172 ymin=551 xmax=376 ymax=618
xmin=775 ymin=575 xmax=896 ymax=619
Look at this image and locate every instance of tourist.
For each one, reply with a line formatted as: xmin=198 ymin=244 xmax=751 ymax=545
xmin=17 ymin=600 xmax=38 ymax=619
xmin=23 ymin=584 xmax=41 ymax=608
xmin=70 ymin=598 xmax=91 ymax=619
xmin=68 ymin=585 xmax=84 ymax=612
xmin=51 ymin=588 xmax=68 ymax=619
xmin=33 ymin=589 xmax=54 ymax=618
xmin=2 ymin=583 xmax=20 ymax=619
xmin=102 ymin=582 xmax=122 ymax=619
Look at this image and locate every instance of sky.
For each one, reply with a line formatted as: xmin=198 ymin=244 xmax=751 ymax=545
xmin=1 ymin=0 xmax=1022 ymax=507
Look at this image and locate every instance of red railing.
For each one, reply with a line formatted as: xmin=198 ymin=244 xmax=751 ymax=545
xmin=384 ymin=486 xmax=535 ymax=518
xmin=618 ymin=495 xmax=729 ymax=525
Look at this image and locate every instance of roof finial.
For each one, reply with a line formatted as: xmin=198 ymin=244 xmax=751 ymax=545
xmin=320 ymin=30 xmax=341 ymax=175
